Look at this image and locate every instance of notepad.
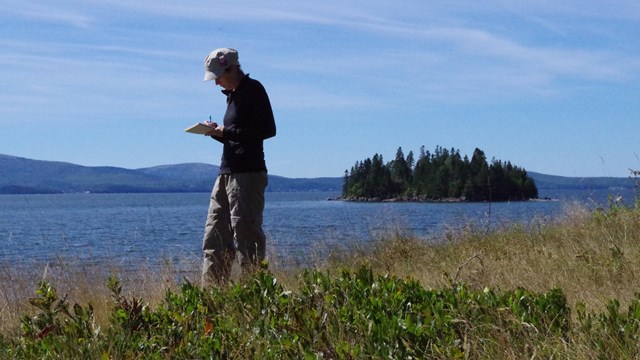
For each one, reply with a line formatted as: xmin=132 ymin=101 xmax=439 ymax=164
xmin=185 ymin=123 xmax=215 ymax=135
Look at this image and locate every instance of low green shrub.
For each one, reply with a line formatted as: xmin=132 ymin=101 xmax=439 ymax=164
xmin=9 ymin=265 xmax=638 ymax=359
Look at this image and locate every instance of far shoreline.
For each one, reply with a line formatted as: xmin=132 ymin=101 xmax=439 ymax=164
xmin=328 ymin=196 xmax=554 ymax=203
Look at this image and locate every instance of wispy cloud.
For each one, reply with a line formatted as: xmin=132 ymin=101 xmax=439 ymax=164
xmin=420 ymin=27 xmax=637 ymax=81
xmin=1 ymin=2 xmax=92 ymax=28
xmin=3 ymin=0 xmax=636 ymax=111
xmin=495 ymin=0 xmax=640 ymax=22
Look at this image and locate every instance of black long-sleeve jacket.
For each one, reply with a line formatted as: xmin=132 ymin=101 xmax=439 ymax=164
xmin=215 ymin=75 xmax=276 ymax=174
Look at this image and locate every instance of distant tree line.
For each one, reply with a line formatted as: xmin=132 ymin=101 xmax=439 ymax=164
xmin=342 ymin=146 xmax=538 ymax=202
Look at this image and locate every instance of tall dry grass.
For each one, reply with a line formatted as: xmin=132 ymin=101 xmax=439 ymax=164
xmin=318 ymin=201 xmax=640 ymax=314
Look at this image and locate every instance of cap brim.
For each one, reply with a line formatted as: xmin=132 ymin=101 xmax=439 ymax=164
xmin=204 ymin=70 xmax=218 ymax=81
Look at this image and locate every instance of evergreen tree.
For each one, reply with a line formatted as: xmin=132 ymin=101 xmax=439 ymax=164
xmin=390 ymin=147 xmax=411 ymax=195
xmin=406 ymin=151 xmax=415 ymax=171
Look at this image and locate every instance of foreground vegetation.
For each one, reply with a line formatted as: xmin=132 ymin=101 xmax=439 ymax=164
xmin=2 ymin=201 xmax=640 ymax=358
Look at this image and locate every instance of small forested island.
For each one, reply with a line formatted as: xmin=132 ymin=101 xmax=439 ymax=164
xmin=342 ymin=146 xmax=538 ymax=202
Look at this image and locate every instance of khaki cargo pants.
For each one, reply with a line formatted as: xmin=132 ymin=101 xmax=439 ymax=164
xmin=201 ymin=171 xmax=267 ymax=286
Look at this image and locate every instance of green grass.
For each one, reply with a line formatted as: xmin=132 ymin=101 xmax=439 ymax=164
xmin=2 ymin=202 xmax=640 ymax=359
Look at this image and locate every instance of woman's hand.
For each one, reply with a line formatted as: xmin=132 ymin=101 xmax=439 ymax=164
xmin=204 ymin=121 xmax=224 ymax=137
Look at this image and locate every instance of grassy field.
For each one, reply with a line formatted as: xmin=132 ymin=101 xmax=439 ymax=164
xmin=1 ymin=201 xmax=640 ymax=359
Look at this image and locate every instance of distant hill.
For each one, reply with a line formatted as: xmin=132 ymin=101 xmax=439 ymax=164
xmin=0 ymin=154 xmax=634 ymax=195
xmin=136 ymin=163 xmax=343 ymax=192
xmin=0 ymin=154 xmax=342 ymax=194
xmin=528 ymin=171 xmax=635 ymax=190
xmin=0 ymin=154 xmax=183 ymax=194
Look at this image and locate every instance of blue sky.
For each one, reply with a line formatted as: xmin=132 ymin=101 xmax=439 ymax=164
xmin=1 ymin=1 xmax=638 ymax=178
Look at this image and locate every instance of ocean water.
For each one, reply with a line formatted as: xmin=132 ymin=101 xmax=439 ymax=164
xmin=0 ymin=188 xmax=634 ymax=276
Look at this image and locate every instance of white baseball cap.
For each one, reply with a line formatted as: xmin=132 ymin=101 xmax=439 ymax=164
xmin=204 ymin=48 xmax=239 ymax=81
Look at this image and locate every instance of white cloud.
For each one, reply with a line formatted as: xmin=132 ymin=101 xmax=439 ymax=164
xmin=495 ymin=0 xmax=640 ymax=21
xmin=1 ymin=2 xmax=92 ymax=28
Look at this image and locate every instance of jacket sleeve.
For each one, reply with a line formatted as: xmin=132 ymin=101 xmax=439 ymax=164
xmin=210 ymin=135 xmax=225 ymax=143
